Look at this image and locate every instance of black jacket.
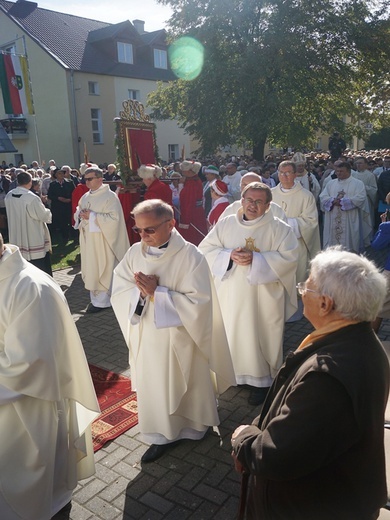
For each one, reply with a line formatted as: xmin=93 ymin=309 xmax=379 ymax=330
xmin=233 ymin=322 xmax=389 ymax=520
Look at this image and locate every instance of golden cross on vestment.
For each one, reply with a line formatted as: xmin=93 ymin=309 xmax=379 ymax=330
xmin=245 ymin=237 xmax=260 ymax=252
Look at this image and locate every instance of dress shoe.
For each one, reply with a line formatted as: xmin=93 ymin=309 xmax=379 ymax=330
xmin=141 ymin=441 xmax=180 ymax=463
xmin=248 ymin=386 xmax=270 ymax=406
xmin=51 ymin=501 xmax=72 ymax=519
xmin=86 ymin=303 xmax=109 ymax=314
xmin=141 ymin=444 xmax=170 ymax=463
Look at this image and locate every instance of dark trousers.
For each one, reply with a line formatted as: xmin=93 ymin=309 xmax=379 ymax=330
xmin=29 ymin=252 xmax=53 ymax=277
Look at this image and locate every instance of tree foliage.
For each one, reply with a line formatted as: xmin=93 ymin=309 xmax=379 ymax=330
xmin=365 ymin=127 xmax=390 ymax=149
xmin=148 ymin=0 xmax=390 ymax=158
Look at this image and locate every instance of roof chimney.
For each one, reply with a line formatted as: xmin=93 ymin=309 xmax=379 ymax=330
xmin=132 ymin=19 xmax=145 ymax=35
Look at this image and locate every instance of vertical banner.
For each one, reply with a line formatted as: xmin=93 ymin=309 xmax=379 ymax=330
xmin=0 ymin=54 xmax=35 ymax=115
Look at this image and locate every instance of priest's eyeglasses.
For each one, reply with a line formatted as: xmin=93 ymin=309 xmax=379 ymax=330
xmin=296 ymin=282 xmax=319 ymax=295
xmin=132 ymin=219 xmax=171 ymax=235
xmin=243 ymin=198 xmax=267 ymax=207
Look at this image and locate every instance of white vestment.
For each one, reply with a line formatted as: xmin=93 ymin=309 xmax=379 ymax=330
xmin=77 ymin=184 xmax=129 ymax=294
xmin=296 ymin=172 xmax=321 ymax=202
xmin=222 ymin=171 xmax=242 ymax=202
xmin=320 ymin=176 xmax=371 ymax=252
xmin=0 ymin=246 xmax=99 ymax=520
xmin=352 ymin=169 xmax=377 ymax=233
xmin=5 ymin=186 xmax=52 ymax=260
xmin=111 ymin=229 xmax=236 ymax=445
xmin=219 ymin=200 xmax=287 ymax=222
xmin=272 ymin=182 xmax=321 ymax=283
xmin=199 ymin=209 xmax=298 ymax=387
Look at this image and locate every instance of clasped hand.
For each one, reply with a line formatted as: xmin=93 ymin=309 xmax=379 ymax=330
xmin=231 ymin=247 xmax=253 ymax=266
xmin=231 ymin=424 xmax=249 ymax=474
xmin=135 ymin=272 xmax=159 ymax=298
xmin=79 ymin=209 xmax=91 ymax=220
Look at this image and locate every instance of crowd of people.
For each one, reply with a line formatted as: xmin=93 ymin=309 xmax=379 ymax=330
xmin=1 ymin=143 xmax=390 ymax=518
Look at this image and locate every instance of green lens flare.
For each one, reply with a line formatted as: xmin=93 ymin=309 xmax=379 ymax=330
xmin=168 ymin=37 xmax=204 ymax=81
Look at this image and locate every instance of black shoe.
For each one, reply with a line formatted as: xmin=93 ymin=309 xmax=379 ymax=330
xmin=141 ymin=444 xmax=170 ymax=463
xmin=86 ymin=303 xmax=109 ymax=314
xmin=248 ymin=387 xmax=270 ymax=406
xmin=141 ymin=441 xmax=180 ymax=463
xmin=51 ymin=501 xmax=72 ymax=519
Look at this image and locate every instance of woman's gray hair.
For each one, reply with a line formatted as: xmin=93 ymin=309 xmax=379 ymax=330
xmin=310 ymin=247 xmax=387 ymax=322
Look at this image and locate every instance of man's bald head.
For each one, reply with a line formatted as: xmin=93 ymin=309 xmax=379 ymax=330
xmin=240 ymin=173 xmax=262 ymax=192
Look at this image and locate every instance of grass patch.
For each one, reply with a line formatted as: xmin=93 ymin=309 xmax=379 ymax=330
xmin=51 ymin=235 xmax=81 ymax=271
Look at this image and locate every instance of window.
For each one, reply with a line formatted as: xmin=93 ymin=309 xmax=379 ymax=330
xmin=128 ymin=89 xmax=140 ymax=101
xmin=168 ymin=144 xmax=179 ymax=161
xmin=117 ymin=42 xmax=133 ymax=64
xmin=88 ymin=81 xmax=99 ymax=95
xmin=91 ymin=109 xmax=103 ymax=144
xmin=154 ymin=49 xmax=167 ymax=69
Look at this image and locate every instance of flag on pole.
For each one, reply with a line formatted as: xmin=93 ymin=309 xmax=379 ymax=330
xmin=0 ymin=54 xmax=34 ymax=115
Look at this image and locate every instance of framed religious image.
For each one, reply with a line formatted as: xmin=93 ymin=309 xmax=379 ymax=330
xmin=114 ymin=99 xmax=158 ymax=185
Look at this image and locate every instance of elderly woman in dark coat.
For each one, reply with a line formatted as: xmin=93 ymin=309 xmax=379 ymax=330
xmin=232 ymin=247 xmax=389 ymax=520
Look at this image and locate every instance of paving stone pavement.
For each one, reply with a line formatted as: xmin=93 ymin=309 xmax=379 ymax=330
xmin=54 ymin=245 xmax=390 ymax=520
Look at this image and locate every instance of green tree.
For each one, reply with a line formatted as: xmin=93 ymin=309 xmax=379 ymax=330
xmin=365 ymin=127 xmax=390 ymax=149
xmin=148 ymin=0 xmax=390 ymax=159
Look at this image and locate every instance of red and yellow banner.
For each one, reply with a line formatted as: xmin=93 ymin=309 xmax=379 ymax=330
xmin=0 ymin=54 xmax=34 ymax=115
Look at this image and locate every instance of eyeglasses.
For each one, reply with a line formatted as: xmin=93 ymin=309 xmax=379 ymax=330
xmin=85 ymin=176 xmax=97 ymax=182
xmin=132 ymin=219 xmax=171 ymax=235
xmin=279 ymin=172 xmax=295 ymax=177
xmin=242 ymin=198 xmax=267 ymax=207
xmin=296 ymin=282 xmax=319 ymax=295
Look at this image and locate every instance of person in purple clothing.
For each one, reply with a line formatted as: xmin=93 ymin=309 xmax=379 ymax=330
xmin=371 ymin=210 xmax=390 ymax=332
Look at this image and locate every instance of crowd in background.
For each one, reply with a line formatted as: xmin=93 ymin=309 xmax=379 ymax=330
xmin=1 ymin=145 xmax=390 ymax=242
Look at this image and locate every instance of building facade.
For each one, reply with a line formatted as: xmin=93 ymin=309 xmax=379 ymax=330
xmin=0 ymin=0 xmax=195 ymax=167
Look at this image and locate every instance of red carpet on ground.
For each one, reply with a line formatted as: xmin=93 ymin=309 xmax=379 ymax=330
xmin=89 ymin=364 xmax=138 ymax=452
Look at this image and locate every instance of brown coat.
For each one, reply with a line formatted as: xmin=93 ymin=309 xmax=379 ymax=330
xmin=233 ymin=322 xmax=389 ymax=520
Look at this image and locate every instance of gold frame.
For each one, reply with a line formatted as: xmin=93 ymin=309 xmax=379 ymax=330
xmin=114 ymin=100 xmax=157 ymax=184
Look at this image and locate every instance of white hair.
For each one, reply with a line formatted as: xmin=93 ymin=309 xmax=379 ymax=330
xmin=310 ymin=247 xmax=387 ymax=322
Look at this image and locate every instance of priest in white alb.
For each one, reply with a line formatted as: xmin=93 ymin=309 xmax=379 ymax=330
xmin=0 ymin=234 xmax=100 ymax=520
xmin=272 ymin=160 xmax=321 ymax=284
xmin=320 ymin=161 xmax=371 ymax=253
xmin=219 ymin=172 xmax=287 ymax=222
xmin=111 ymin=200 xmax=236 ymax=463
xmin=75 ymin=165 xmax=129 ymax=313
xmin=199 ymin=182 xmax=299 ymax=407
